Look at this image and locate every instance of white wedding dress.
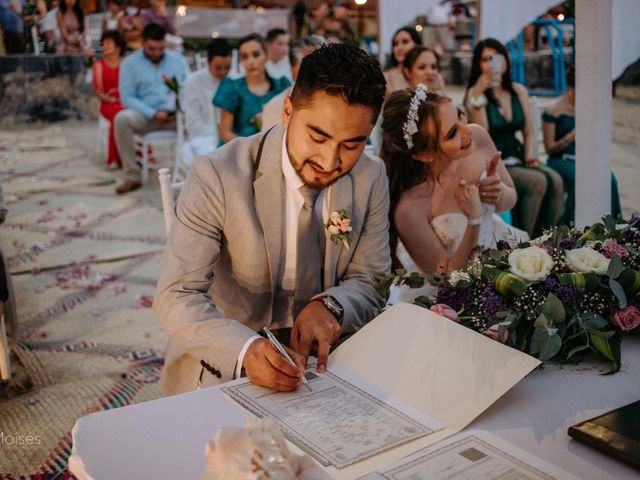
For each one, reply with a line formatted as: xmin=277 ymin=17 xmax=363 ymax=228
xmin=388 ymin=184 xmax=528 ymax=305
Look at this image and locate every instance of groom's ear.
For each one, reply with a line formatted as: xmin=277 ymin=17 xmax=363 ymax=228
xmin=282 ymin=96 xmax=293 ymax=129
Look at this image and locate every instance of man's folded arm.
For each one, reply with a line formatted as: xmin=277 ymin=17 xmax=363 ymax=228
xmin=318 ymin=160 xmax=391 ymax=333
xmin=154 ymin=157 xmax=256 ymax=379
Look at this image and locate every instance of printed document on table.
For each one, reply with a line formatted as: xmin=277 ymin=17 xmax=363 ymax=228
xmin=221 ymin=361 xmax=443 ymax=469
xmin=361 ymin=431 xmax=580 ymax=480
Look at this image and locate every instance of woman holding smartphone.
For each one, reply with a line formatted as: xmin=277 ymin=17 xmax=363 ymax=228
xmin=465 ymin=38 xmax=563 ymax=237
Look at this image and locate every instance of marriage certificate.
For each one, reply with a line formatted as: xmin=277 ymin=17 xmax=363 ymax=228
xmin=222 ymin=362 xmax=442 ymax=469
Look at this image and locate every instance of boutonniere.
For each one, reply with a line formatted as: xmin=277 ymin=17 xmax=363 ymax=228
xmin=326 ymin=209 xmax=353 ymax=249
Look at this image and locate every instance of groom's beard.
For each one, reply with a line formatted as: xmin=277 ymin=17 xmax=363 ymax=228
xmin=285 ymin=135 xmax=343 ymax=190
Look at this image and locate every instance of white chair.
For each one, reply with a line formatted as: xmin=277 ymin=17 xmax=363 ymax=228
xmin=31 ymin=26 xmax=45 ymax=55
xmin=194 ymin=52 xmax=207 ymax=70
xmin=158 ymin=168 xmax=184 ymax=235
xmin=136 ymin=111 xmax=185 ymax=185
xmin=96 ymin=114 xmax=109 ymax=161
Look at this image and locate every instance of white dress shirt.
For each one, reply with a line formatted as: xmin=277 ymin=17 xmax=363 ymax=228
xmin=266 ymin=57 xmax=293 ymax=82
xmin=234 ymin=134 xmax=328 ymax=378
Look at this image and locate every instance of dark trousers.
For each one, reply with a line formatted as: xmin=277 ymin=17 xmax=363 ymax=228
xmin=3 ymin=30 xmax=24 ymax=54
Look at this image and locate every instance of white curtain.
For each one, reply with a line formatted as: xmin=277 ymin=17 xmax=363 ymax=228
xmin=612 ymin=0 xmax=640 ymax=80
xmin=479 ymin=0 xmax=562 ymax=44
xmin=378 ymin=0 xmax=440 ymax=65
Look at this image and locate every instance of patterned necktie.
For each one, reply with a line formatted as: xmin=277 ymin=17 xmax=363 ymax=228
xmin=294 ymin=185 xmax=322 ymax=318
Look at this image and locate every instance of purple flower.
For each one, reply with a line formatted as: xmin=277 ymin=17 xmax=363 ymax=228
xmin=560 ymin=237 xmax=576 ymax=249
xmin=533 ymin=278 xmax=584 ymax=306
xmin=436 ymin=282 xmax=472 ymax=311
xmin=480 ymin=282 xmax=508 ymax=323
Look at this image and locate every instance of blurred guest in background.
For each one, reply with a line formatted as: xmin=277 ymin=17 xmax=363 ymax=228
xmin=0 ymin=0 xmax=25 ymax=53
xmin=181 ymin=38 xmax=232 ymax=167
xmin=542 ymin=66 xmax=621 ymax=223
xmin=214 ymin=34 xmax=290 ymax=144
xmin=114 ymin=23 xmax=189 ymax=194
xmin=384 ymin=26 xmax=421 ymax=97
xmin=102 ymin=0 xmax=123 ymax=31
xmin=93 ymin=30 xmax=126 ymax=169
xmin=118 ymin=1 xmax=142 ymax=51
xmin=424 ymin=0 xmax=455 ymax=55
xmin=141 ymin=0 xmax=174 ymax=35
xmin=465 ymin=38 xmax=563 ymax=236
xmin=265 ymin=28 xmax=292 ymax=81
xmin=402 ymin=45 xmax=446 ymax=94
xmin=40 ymin=0 xmax=59 ymax=52
xmin=56 ymin=0 xmax=85 ymax=54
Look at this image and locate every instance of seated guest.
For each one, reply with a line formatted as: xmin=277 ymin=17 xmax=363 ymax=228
xmin=214 ymin=34 xmax=291 ymax=144
xmin=56 ymin=0 xmax=85 ymax=54
xmin=542 ymin=66 xmax=621 ymax=223
xmin=93 ymin=30 xmax=126 ymax=169
xmin=261 ymin=35 xmax=324 ymax=132
xmin=118 ymin=1 xmax=142 ymax=51
xmin=141 ymin=0 xmax=175 ymax=35
xmin=382 ymin=86 xmax=522 ymax=277
xmin=0 ymin=0 xmax=24 ymax=54
xmin=114 ymin=23 xmax=189 ymax=194
xmin=154 ymin=43 xmax=390 ymax=394
xmin=265 ymin=28 xmax=292 ymax=82
xmin=102 ymin=0 xmax=124 ymax=32
xmin=402 ymin=45 xmax=446 ymax=94
xmin=383 ymin=26 xmax=421 ymax=97
xmin=465 ymin=38 xmax=563 ymax=237
xmin=181 ymin=38 xmax=232 ymax=167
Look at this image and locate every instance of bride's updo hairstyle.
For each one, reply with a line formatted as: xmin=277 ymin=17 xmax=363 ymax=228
xmin=381 ymin=88 xmax=451 ymax=268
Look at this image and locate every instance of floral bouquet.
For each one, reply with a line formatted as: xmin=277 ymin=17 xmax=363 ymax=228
xmin=380 ymin=216 xmax=640 ymax=373
xmin=162 ymin=75 xmax=181 ymax=112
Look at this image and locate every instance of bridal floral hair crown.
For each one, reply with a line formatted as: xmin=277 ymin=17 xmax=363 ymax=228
xmin=402 ymin=83 xmax=430 ymax=150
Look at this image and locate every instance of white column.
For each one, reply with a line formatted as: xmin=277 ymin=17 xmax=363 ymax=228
xmin=575 ymin=0 xmax=612 ymax=226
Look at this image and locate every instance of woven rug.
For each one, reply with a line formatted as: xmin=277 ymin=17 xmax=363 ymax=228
xmin=0 ymin=125 xmax=170 ymax=478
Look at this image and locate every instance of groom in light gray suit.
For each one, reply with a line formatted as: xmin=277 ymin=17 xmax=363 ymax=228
xmin=154 ymin=44 xmax=390 ymax=395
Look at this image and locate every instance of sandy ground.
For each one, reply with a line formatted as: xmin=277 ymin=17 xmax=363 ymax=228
xmin=9 ymin=85 xmax=640 ymax=218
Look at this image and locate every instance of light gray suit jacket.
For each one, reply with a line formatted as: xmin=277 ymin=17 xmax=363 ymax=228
xmin=154 ymin=124 xmax=391 ymax=395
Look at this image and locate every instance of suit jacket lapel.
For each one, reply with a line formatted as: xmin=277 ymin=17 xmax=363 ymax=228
xmin=324 ymin=173 xmax=353 ymax=288
xmin=253 ymin=125 xmax=286 ymax=297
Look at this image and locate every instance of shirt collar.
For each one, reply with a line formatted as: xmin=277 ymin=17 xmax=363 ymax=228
xmin=281 ymin=133 xmax=304 ymax=191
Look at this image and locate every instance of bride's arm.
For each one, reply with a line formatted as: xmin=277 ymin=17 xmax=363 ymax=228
xmin=395 ymin=196 xmax=481 ymax=274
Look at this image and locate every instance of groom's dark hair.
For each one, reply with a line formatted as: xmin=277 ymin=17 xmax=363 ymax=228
xmin=290 ymin=43 xmax=386 ymax=122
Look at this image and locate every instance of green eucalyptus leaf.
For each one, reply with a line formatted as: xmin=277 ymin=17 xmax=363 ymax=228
xmin=609 ymin=279 xmax=628 ymax=309
xmin=566 ymin=343 xmax=590 ymax=360
xmin=604 ymin=215 xmax=616 ymax=232
xmin=607 ymin=252 xmax=625 ymax=280
xmin=588 ymin=330 xmax=622 ymax=374
xmin=534 ymin=313 xmax=549 ymax=328
xmin=540 ymin=293 xmax=566 ymax=325
xmin=530 ymin=326 xmax=562 ymax=361
xmin=413 ymin=296 xmax=433 ymax=309
xmin=579 ymin=312 xmax=609 ymax=330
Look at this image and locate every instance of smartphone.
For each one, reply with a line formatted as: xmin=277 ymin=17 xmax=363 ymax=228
xmin=488 ymin=54 xmax=505 ymax=87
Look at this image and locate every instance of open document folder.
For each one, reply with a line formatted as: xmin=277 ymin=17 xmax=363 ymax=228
xmin=320 ymin=302 xmax=541 ymax=480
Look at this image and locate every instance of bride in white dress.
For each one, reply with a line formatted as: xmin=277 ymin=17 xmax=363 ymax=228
xmin=381 ymin=85 xmax=527 ymax=303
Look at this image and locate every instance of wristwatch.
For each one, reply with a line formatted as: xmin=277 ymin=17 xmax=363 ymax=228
xmin=322 ymin=295 xmax=344 ymax=325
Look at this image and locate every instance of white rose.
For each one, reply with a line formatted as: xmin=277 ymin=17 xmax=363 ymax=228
xmin=508 ymin=246 xmax=554 ymax=282
xmin=565 ymin=247 xmax=610 ymax=275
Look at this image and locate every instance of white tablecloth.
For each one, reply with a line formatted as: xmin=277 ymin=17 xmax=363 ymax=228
xmin=69 ymin=335 xmax=640 ymax=480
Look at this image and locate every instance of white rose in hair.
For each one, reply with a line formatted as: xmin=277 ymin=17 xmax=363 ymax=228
xmin=565 ymin=247 xmax=610 ymax=275
xmin=508 ymin=246 xmax=554 ymax=282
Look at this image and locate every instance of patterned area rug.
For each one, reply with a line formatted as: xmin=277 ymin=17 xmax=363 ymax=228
xmin=0 ymin=126 xmax=170 ymax=477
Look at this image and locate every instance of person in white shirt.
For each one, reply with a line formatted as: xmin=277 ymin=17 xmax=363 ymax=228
xmin=265 ymin=27 xmax=292 ymax=81
xmin=424 ymin=0 xmax=455 ymax=55
xmin=40 ymin=0 xmax=60 ymax=53
xmin=261 ymin=36 xmax=324 ymax=132
xmin=181 ymin=38 xmax=232 ymax=167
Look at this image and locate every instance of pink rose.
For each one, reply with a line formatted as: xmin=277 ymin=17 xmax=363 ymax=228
xmin=602 ymin=240 xmax=629 ymax=259
xmin=610 ymin=306 xmax=640 ymax=332
xmin=482 ymin=324 xmax=509 ymax=343
xmin=330 ymin=211 xmax=342 ymax=224
xmin=339 ymin=218 xmax=352 ymax=232
xmin=328 ymin=225 xmax=340 ymax=235
xmin=429 ymin=303 xmax=458 ymax=322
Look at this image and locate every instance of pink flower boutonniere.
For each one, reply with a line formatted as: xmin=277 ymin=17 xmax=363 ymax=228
xmin=326 ymin=209 xmax=353 ymax=249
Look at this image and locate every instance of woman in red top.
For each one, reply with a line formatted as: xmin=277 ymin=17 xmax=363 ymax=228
xmin=93 ymin=30 xmax=126 ymax=169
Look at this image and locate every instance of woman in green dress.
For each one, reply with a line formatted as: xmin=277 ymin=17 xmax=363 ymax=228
xmin=465 ymin=38 xmax=563 ymax=237
xmin=214 ymin=34 xmax=291 ymax=144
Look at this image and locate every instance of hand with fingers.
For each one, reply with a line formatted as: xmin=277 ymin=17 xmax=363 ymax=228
xmin=456 ymin=179 xmax=483 ymax=222
xmin=478 ymin=151 xmax=503 ymax=205
xmin=291 ymin=300 xmax=342 ymax=374
xmin=243 ymin=339 xmax=306 ymax=392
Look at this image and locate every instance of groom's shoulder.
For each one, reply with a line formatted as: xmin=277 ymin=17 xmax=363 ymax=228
xmin=351 ymin=148 xmax=386 ymax=181
xmin=193 ymin=135 xmax=260 ymax=179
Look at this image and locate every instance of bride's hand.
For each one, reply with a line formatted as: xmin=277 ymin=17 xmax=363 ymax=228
xmin=455 ymin=180 xmax=483 ymax=221
xmin=478 ymin=151 xmax=503 ymax=205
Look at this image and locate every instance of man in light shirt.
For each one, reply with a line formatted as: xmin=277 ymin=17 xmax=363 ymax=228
xmin=40 ymin=0 xmax=60 ymax=53
xmin=181 ymin=38 xmax=232 ymax=167
xmin=265 ymin=27 xmax=292 ymax=81
xmin=154 ymin=44 xmax=390 ymax=395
